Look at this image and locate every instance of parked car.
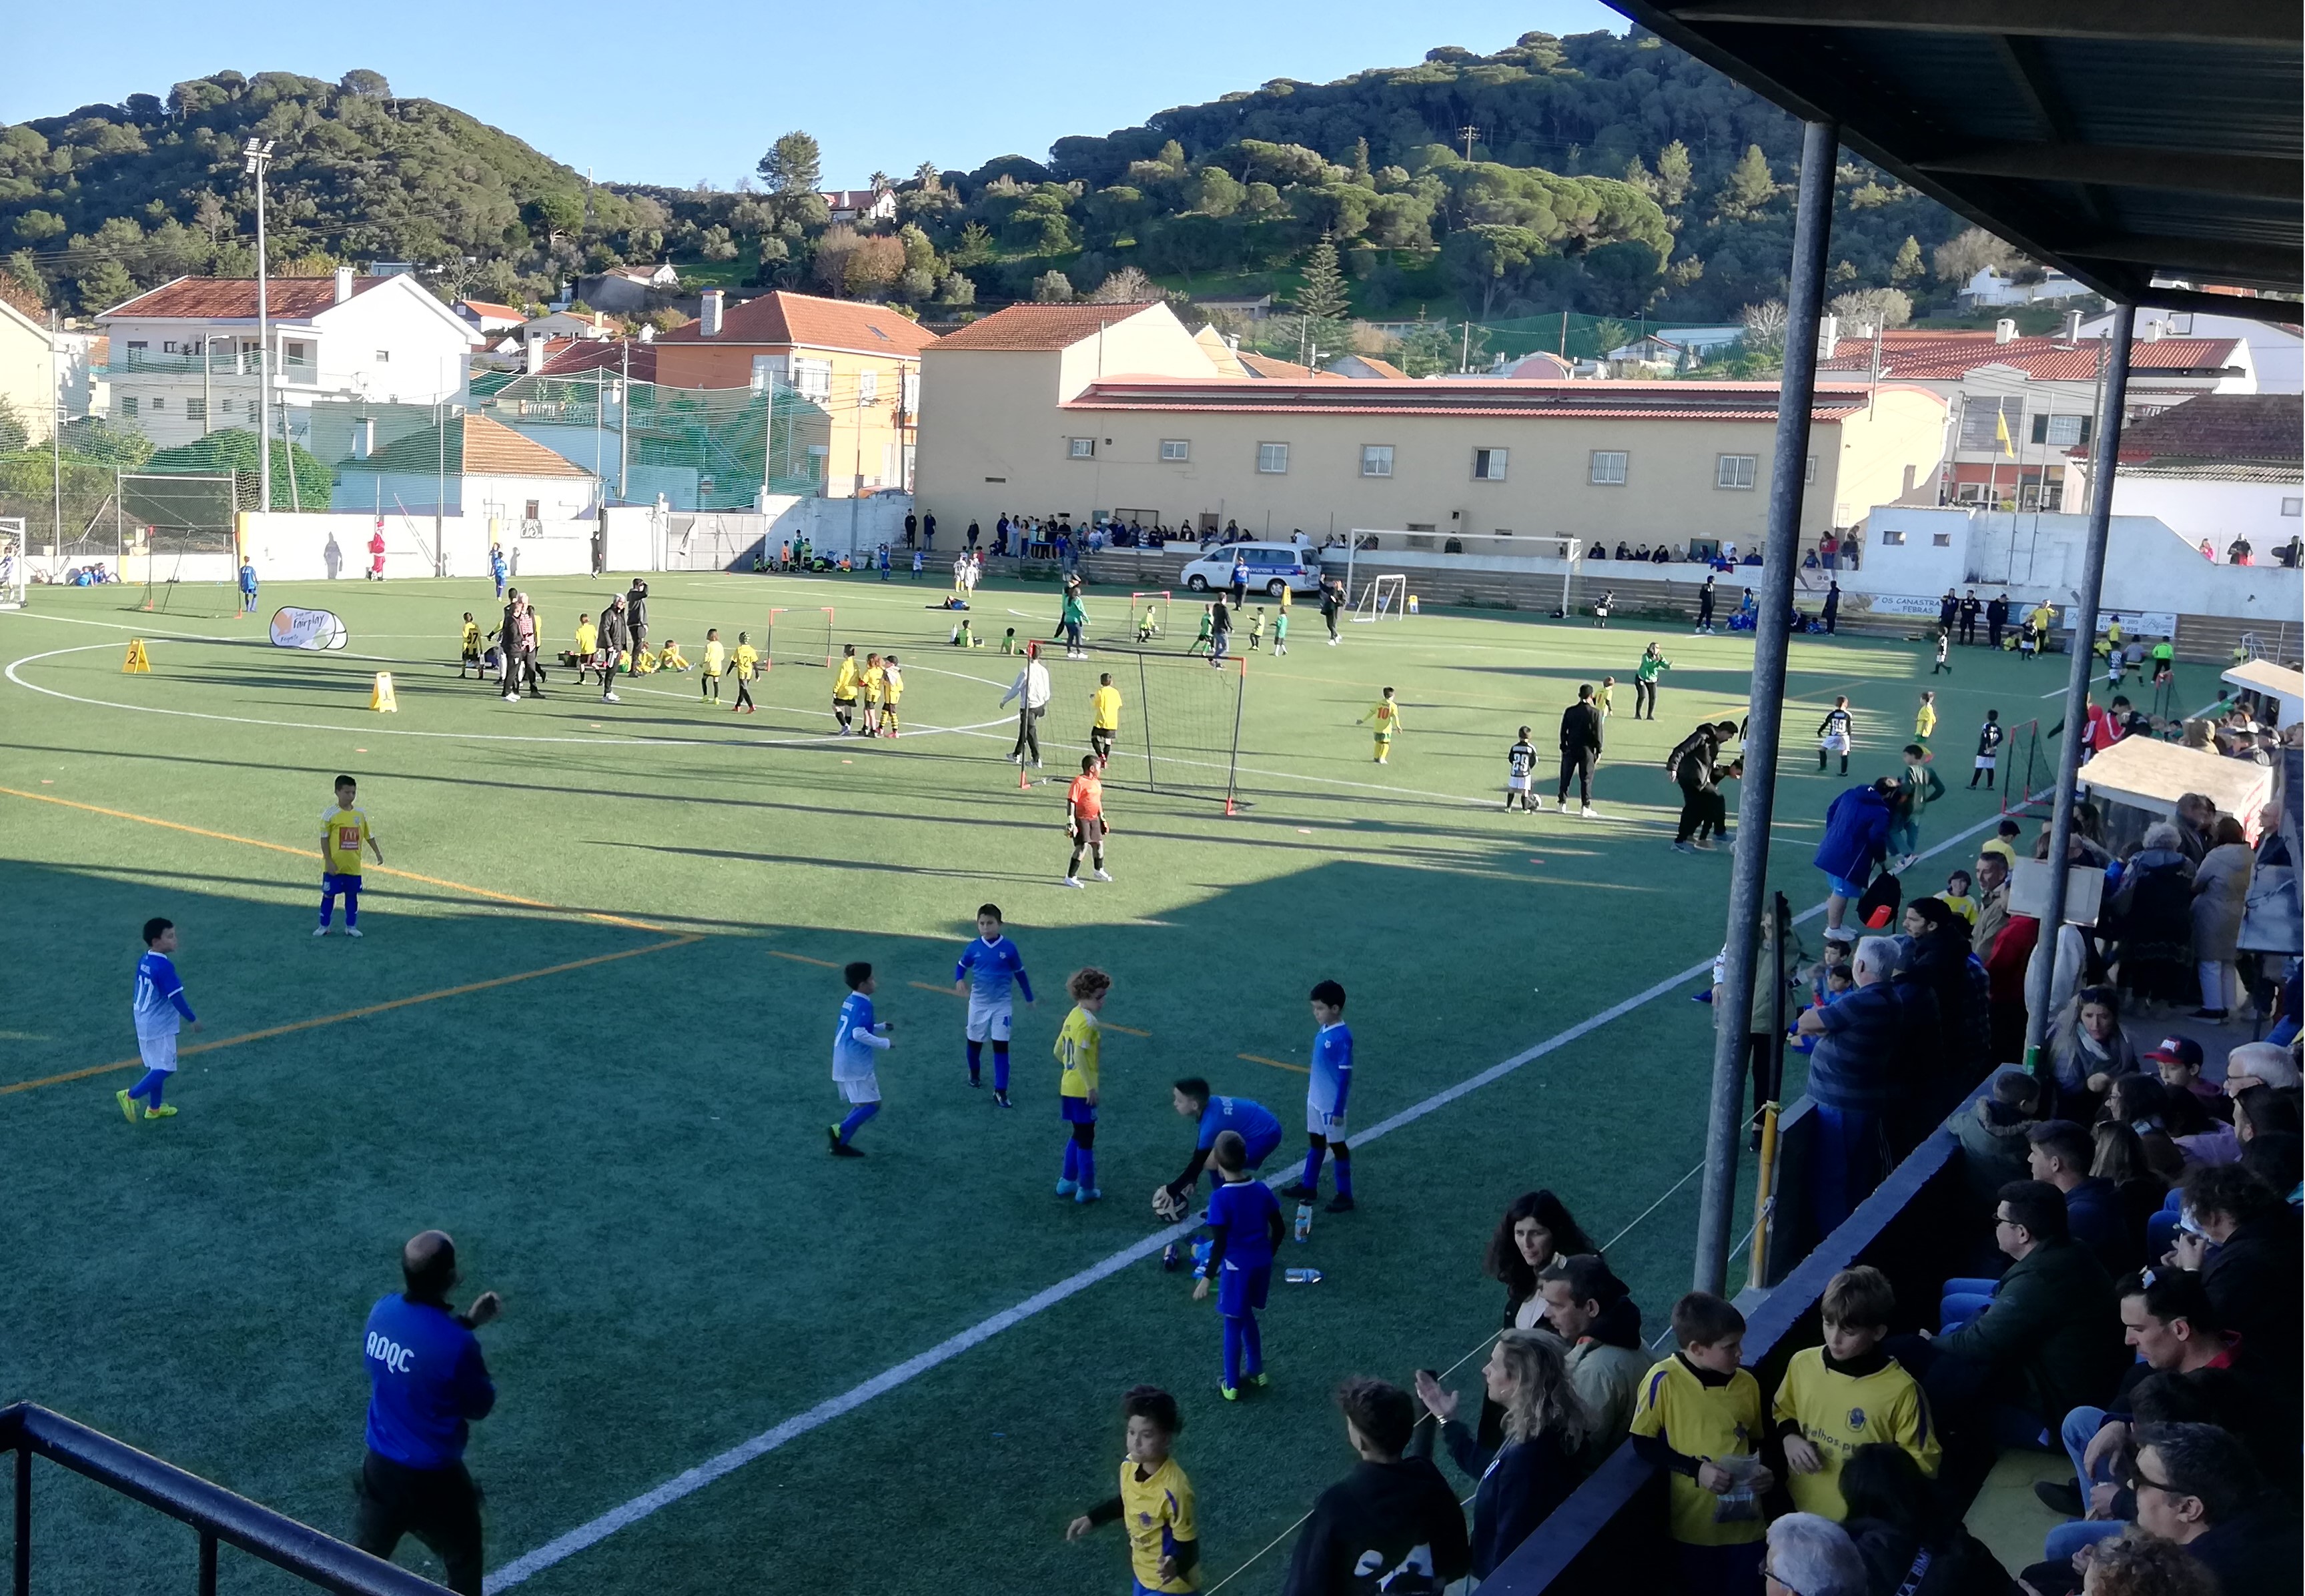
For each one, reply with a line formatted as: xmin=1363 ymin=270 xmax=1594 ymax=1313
xmin=1180 ymin=542 xmax=1323 ymax=597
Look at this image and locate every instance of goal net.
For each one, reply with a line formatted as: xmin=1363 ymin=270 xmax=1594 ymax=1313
xmin=1999 ymin=718 xmax=2053 ymax=818
xmin=766 ymin=605 xmax=836 ymax=668
xmin=1352 ymin=574 xmax=1406 ymax=622
xmin=0 ymin=517 xmax=25 ymax=609
xmin=124 ymin=472 xmax=240 ymax=616
xmin=1343 ymin=529 xmax=1580 ymax=616
xmin=1124 ymin=590 xmax=1171 ymax=643
xmin=1017 ymin=645 xmax=1249 ymax=811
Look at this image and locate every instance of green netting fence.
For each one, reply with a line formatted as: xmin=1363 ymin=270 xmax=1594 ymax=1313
xmin=485 ymin=374 xmax=831 ymax=509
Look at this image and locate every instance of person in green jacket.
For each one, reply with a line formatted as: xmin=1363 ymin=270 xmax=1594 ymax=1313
xmin=1059 ymin=584 xmax=1089 ymax=659
xmin=1888 ymin=742 xmax=1946 ymax=867
xmin=1923 ymin=1180 xmax=2124 ymax=1442
xmin=1633 ymin=642 xmax=1671 ymax=720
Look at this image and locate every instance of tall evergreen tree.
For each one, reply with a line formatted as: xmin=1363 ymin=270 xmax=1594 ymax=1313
xmin=1714 ymin=144 xmax=1776 ymax=220
xmin=758 ymin=131 xmax=822 ymax=196
xmin=1890 ymin=235 xmax=1923 ymax=282
xmin=1292 ymin=234 xmax=1352 ymax=363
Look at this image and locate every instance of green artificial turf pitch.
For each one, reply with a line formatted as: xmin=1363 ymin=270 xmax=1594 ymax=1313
xmin=0 ymin=571 xmax=2057 ymax=1594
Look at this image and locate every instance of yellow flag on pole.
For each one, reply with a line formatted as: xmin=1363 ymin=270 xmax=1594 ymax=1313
xmin=1994 ymin=407 xmax=2015 ymax=458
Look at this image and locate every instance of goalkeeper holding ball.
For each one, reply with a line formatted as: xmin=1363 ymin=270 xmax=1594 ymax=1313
xmin=1152 ymin=1080 xmax=1284 ymax=1223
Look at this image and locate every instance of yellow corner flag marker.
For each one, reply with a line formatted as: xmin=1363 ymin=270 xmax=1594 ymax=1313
xmin=123 ymin=639 xmax=151 ymax=673
xmin=370 ymin=672 xmax=398 ymax=712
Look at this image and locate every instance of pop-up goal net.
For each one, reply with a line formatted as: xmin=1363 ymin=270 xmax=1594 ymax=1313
xmin=766 ymin=606 xmax=836 ymax=668
xmin=125 ymin=472 xmax=240 ymax=616
xmin=1999 ymin=719 xmax=2053 ymax=818
xmin=1015 ymin=646 xmax=1249 ymax=812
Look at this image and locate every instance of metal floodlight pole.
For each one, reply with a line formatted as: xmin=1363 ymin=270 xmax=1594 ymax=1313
xmin=2025 ymin=303 xmax=2136 ymax=1066
xmin=1693 ymin=118 xmax=1838 ymax=1297
xmin=243 ymin=139 xmax=275 ymax=514
xmin=49 ymin=310 xmax=62 ymax=548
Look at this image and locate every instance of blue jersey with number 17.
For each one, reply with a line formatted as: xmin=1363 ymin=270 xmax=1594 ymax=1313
xmin=1308 ymin=1022 xmax=1353 ymax=1116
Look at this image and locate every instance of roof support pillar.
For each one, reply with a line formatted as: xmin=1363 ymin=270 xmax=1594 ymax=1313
xmin=1694 ymin=118 xmax=1839 ymax=1297
xmin=2023 ymin=303 xmax=2136 ymax=1062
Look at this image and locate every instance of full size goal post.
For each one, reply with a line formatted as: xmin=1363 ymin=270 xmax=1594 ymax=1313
xmin=1343 ymin=530 xmax=1580 ymax=617
xmin=0 ymin=517 xmax=26 ymax=609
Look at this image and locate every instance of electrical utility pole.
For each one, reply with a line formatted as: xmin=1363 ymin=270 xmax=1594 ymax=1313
xmin=243 ymin=139 xmax=276 ymax=512
xmin=1456 ymin=124 xmax=1481 ymax=161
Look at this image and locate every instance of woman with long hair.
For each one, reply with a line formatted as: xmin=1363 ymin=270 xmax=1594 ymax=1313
xmin=2098 ymin=1073 xmax=2185 ymax=1182
xmin=2045 ymin=985 xmax=2138 ymax=1112
xmin=1411 ymin=1329 xmax=1593 ymax=1579
xmin=2089 ymin=1120 xmax=2167 ymax=1260
xmin=1483 ymin=1190 xmax=1598 ymax=1329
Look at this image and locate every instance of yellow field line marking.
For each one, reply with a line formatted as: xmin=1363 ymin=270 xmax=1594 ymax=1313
xmin=910 ymin=980 xmax=961 ymax=996
xmin=2 ymin=937 xmax=702 ymax=1097
xmin=0 ymin=786 xmax=670 ymax=933
xmin=767 ymin=949 xmax=841 ymax=968
xmin=1104 ymin=1022 xmax=1151 ymax=1037
xmin=1238 ymin=1052 xmax=1309 ymax=1074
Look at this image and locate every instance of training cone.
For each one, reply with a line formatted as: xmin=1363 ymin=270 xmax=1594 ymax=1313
xmin=370 ymin=672 xmax=398 ymax=712
xmin=122 ymin=639 xmax=151 ymax=673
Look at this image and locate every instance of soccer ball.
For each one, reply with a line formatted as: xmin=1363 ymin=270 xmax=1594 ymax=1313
xmin=1151 ymin=1184 xmax=1188 ymax=1223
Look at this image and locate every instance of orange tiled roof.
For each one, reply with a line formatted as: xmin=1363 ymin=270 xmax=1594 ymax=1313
xmin=929 ymin=302 xmax=1168 ymax=352
xmin=1817 ymin=329 xmax=2242 ymax=382
xmin=458 ymin=299 xmax=525 ymax=321
xmin=103 ymin=276 xmax=387 ymax=320
xmin=656 ymin=289 xmax=935 ymax=356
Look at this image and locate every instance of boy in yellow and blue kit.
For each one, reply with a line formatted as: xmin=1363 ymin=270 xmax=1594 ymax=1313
xmin=317 ymin=775 xmax=384 ymax=938
xmin=1631 ymin=1291 xmax=1772 ymax=1593
xmin=1066 ymin=1385 xmax=1198 ymax=1593
xmin=1772 ymin=1266 xmax=1937 ymax=1521
xmin=1055 ymin=967 xmax=1112 ymax=1205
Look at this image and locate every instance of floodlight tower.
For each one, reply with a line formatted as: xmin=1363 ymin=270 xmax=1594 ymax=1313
xmin=243 ymin=138 xmax=276 ymax=512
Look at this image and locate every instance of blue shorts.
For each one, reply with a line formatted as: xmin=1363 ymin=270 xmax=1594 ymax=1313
xmin=322 ymin=871 xmax=364 ymax=896
xmin=1242 ymin=1124 xmax=1284 ymax=1168
xmin=1061 ymin=1094 xmax=1097 ymax=1125
xmin=1826 ymin=872 xmax=1866 ymax=900
xmin=1217 ymin=1261 xmax=1272 ymax=1318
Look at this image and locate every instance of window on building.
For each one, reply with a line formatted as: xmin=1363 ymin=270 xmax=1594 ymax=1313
xmin=120 ymin=396 xmax=139 ymax=417
xmin=1474 ymin=447 xmax=1510 ymax=481
xmin=1804 ymin=455 xmax=1817 ymax=484
xmin=1931 ymin=532 xmax=1952 ymax=546
xmin=284 ymin=340 xmax=312 ymax=367
xmin=1716 ymin=454 xmax=1757 ymax=490
xmin=375 ymin=349 xmax=390 ymax=363
xmin=1588 ymin=450 xmax=1626 ymax=485
xmin=185 ymin=397 xmax=205 ymax=422
xmin=857 ymin=371 xmax=878 ymax=405
xmin=2167 ymin=314 xmax=2193 ymax=335
xmin=162 ymin=340 xmax=179 ymax=355
xmin=1958 ymin=396 xmax=2028 ymax=452
xmin=1880 ymin=528 xmax=1907 ymax=546
xmin=900 ymin=371 xmax=919 ymax=414
xmin=149 ymin=395 xmax=165 ymax=412
xmin=1160 ymin=439 xmax=1190 ymax=462
xmin=792 ymin=358 xmax=832 ymax=400
xmin=524 ymin=500 xmax=540 ymax=521
xmin=125 ymin=341 xmax=148 ymax=365
xmin=2031 ymin=414 xmax=2092 ymax=448
xmin=1258 ymin=442 xmax=1289 ymax=475
xmin=1067 ymin=437 xmax=1095 ymax=459
xmin=1360 ymin=444 xmax=1394 ymax=478
xmin=2284 ymin=497 xmax=2302 ymax=517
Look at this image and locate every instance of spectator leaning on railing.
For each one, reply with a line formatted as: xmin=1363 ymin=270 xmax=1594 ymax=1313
xmin=1796 ymin=936 xmax=1919 ymax=1235
xmin=1534 ymin=1255 xmax=1651 ymax=1461
xmin=1409 ymin=1329 xmax=1592 ymax=1580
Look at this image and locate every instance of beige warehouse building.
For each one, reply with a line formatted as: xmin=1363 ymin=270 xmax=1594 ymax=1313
xmin=916 ymin=302 xmax=1949 ymax=544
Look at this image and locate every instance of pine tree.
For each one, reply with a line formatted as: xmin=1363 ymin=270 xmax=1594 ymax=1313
xmin=1891 ymin=235 xmax=1924 ymax=282
xmin=1655 ymin=141 xmax=1693 ymax=210
xmin=758 ymin=131 xmax=822 ymax=196
xmin=1292 ymin=234 xmax=1352 ymax=363
xmin=1715 ymin=144 xmax=1775 ymax=219
xmin=1352 ymin=137 xmax=1373 ymax=185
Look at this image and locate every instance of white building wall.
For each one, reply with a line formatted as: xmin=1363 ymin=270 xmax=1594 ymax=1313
xmin=2100 ymin=476 xmax=2303 ymax=546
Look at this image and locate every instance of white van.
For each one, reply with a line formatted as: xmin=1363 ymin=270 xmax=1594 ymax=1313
xmin=1178 ymin=542 xmax=1324 ymax=598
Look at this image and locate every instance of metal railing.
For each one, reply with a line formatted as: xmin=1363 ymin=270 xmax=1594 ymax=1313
xmin=2 ymin=1403 xmax=448 ymax=1596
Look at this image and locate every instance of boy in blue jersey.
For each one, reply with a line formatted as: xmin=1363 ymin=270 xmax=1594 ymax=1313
xmin=118 ymin=916 xmax=199 ymax=1122
xmin=1281 ymin=979 xmax=1356 ymax=1213
xmin=1194 ymin=1130 xmax=1286 ymax=1400
xmin=954 ymin=902 xmax=1035 ymax=1106
xmin=829 ymin=961 xmax=894 ymax=1157
xmin=1161 ymin=1078 xmax=1284 ymax=1213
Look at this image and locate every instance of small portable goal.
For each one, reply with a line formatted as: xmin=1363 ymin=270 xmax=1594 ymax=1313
xmin=1127 ymin=590 xmax=1172 ymax=643
xmin=1352 ymin=574 xmax=1406 ymax=623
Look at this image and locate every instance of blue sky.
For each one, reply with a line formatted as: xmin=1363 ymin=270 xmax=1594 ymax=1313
xmin=6 ymin=0 xmax=1627 ymax=189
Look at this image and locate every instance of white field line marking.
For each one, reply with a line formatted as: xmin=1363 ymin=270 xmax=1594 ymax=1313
xmin=3 ymin=643 xmax=1009 ymax=752
xmin=485 ymin=798 xmax=2025 ymax=1591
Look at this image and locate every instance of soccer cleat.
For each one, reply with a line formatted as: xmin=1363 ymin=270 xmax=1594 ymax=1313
xmin=346 ymin=927 xmax=364 ymax=938
xmin=602 ymin=692 xmax=620 ymax=703
xmin=1278 ymin=1181 xmax=1316 ymax=1201
xmin=1580 ymin=806 xmax=1598 ymax=818
xmin=116 ymin=1088 xmax=137 ymax=1124
xmin=1061 ymin=876 xmax=1084 ymax=889
xmin=1324 ymin=1194 xmax=1356 ymax=1213
xmin=1055 ymin=1178 xmax=1079 ymax=1197
xmin=1693 ymin=838 xmax=1716 ymax=851
xmin=1246 ymin=1372 xmax=1270 ymax=1388
xmin=1091 ymin=868 xmax=1113 ymax=882
xmin=1075 ymin=1186 xmax=1101 ymax=1204
xmin=143 ymin=1105 xmax=177 ymax=1118
xmin=313 ymin=925 xmax=330 ymax=937
xmin=1219 ymin=1382 xmax=1240 ymax=1402
xmin=1672 ymin=840 xmax=1697 ymax=855
xmin=968 ymin=1074 xmax=981 ymax=1088
xmin=993 ymin=1092 xmax=1013 ymax=1108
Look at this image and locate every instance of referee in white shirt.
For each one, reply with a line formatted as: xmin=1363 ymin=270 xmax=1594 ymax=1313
xmin=1000 ymin=641 xmax=1053 ymax=767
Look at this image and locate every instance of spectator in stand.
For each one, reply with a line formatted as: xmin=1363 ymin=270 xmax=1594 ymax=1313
xmin=2027 ymin=1120 xmax=2134 ymax=1275
xmin=2131 ymin=1423 xmax=2298 ymax=1592
xmin=1982 ymin=902 xmax=2041 ymax=1070
xmin=1970 ymin=850 xmax=2012 ymax=963
xmin=2089 ymin=1122 xmax=2168 ymax=1263
xmin=2105 ymin=826 xmax=2196 ymax=1012
xmin=2224 ymin=536 xmax=2252 ymax=566
xmin=2176 ymin=1163 xmax=2301 ymax=1412
xmin=1798 ymin=937 xmax=1918 ymax=1235
xmin=2144 ymin=1036 xmax=2228 ymax=1127
xmin=1714 ymin=898 xmax=1809 ymax=1150
xmin=1534 ymin=1255 xmax=1651 ymax=1459
xmin=1484 ymin=1190 xmax=1599 ymax=1331
xmin=1907 ymin=1181 xmax=2124 ymax=1467
xmin=1408 ymin=1329 xmax=1592 ymax=1580
xmin=1762 ymin=1514 xmax=1868 ymax=1596
xmin=2242 ymin=1128 xmax=2300 ymax=1204
xmin=1896 ymin=896 xmax=1991 ymax=1128
xmin=2220 ymin=1038 xmax=2300 ymax=1098
xmin=1838 ymin=1444 xmax=2017 ymax=1596
xmin=1955 ymin=1070 xmax=2043 ymax=1224
xmin=2189 ymin=816 xmax=2254 ymax=1020
xmin=2045 ymin=987 xmax=2138 ymax=1116
xmin=1815 ymin=780 xmax=1897 ymax=940
xmin=2099 ymin=1074 xmax=2184 ymax=1182
xmin=2078 ymin=1526 xmax=2218 ymax=1596
xmin=1280 ymin=1379 xmax=1470 ymax=1596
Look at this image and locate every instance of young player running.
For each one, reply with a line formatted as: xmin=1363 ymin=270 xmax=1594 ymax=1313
xmin=1194 ymin=1130 xmax=1286 ymax=1401
xmin=1504 ymin=726 xmax=1538 ymax=812
xmin=955 ymin=903 xmax=1035 ymax=1106
xmin=1055 ymin=967 xmax=1113 ymax=1203
xmin=317 ymin=775 xmax=384 ymax=937
xmin=118 ymin=916 xmax=199 ymax=1123
xmin=1063 ymin=755 xmax=1111 ymax=888
xmin=1358 ymin=688 xmax=1404 ymax=764
xmin=829 ymin=961 xmax=893 ymax=1156
xmin=1281 ymin=980 xmax=1355 ymax=1213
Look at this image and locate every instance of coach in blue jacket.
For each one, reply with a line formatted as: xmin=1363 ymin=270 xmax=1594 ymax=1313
xmin=1815 ymin=778 xmax=1897 ymax=939
xmin=353 ymin=1231 xmax=501 ymax=1594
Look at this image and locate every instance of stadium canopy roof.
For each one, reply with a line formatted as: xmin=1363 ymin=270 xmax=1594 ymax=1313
xmin=1604 ymin=1 xmax=2302 ymax=319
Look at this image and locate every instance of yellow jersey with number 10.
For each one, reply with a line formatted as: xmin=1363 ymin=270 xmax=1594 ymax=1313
xmin=322 ymin=806 xmax=372 ymax=876
xmin=1056 ymin=1006 xmax=1102 ymax=1098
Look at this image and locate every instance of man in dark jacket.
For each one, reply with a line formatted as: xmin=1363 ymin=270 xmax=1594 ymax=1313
xmin=1897 ymin=901 xmax=1992 ymax=1120
xmin=2133 ymin=1423 xmax=2302 ymax=1595
xmin=1821 ymin=580 xmax=1841 ymax=634
xmin=1283 ymin=1378 xmax=1469 ymax=1596
xmin=2025 ymin=1120 xmax=2132 ymax=1275
xmin=1667 ymin=721 xmax=1739 ymax=854
xmin=1985 ymin=593 xmax=2009 ymax=649
xmin=1815 ymin=780 xmax=1896 ymax=938
xmin=2182 ymin=1163 xmax=2302 ymax=1417
xmin=1937 ymin=590 xmax=1959 ymax=633
xmin=596 ymin=596 xmax=628 ymax=705
xmin=1957 ymin=589 xmax=1981 ymax=645
xmin=1554 ymin=685 xmax=1604 ymax=816
xmin=622 ymin=578 xmax=649 ymax=676
xmin=1953 ymin=1070 xmax=2040 ymax=1232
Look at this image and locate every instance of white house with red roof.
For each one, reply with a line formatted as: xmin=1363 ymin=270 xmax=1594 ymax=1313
xmin=1817 ymin=323 xmax=2254 ymax=512
xmin=97 ymin=268 xmax=476 ymax=451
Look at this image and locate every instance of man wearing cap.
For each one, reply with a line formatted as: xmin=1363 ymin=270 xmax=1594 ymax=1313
xmin=2146 ymin=1035 xmax=2226 ymax=1124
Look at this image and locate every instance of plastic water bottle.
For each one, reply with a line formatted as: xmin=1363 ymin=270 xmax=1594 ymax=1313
xmin=1294 ymin=1201 xmax=1314 ymax=1243
xmin=1285 ymin=1267 xmax=1323 ymax=1285
xmin=1161 ymin=1243 xmax=1182 ymax=1273
xmin=1191 ymin=1237 xmax=1214 ymax=1280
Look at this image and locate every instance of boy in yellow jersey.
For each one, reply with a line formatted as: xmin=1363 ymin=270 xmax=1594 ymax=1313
xmin=1090 ymin=672 xmax=1123 ymax=768
xmin=701 ymin=628 xmax=727 ymax=704
xmin=458 ymin=612 xmax=482 ymax=679
xmin=1055 ymin=966 xmax=1111 ymax=1204
xmin=731 ymin=632 xmax=760 ymax=714
xmin=1631 ymin=1291 xmax=1771 ymax=1591
xmin=1914 ymin=690 xmax=1938 ymax=746
xmin=860 ymin=652 xmax=887 ymax=736
xmin=572 ymin=612 xmax=601 ymax=685
xmin=1772 ymin=1266 xmax=1937 ymax=1521
xmin=1248 ymin=608 xmax=1267 ymax=652
xmin=1357 ymin=687 xmax=1404 ymax=764
xmin=658 ymin=638 xmax=690 ymax=672
xmin=1137 ymin=600 xmax=1160 ymax=642
xmin=879 ymin=654 xmax=904 ymax=736
xmin=832 ymin=643 xmax=861 ymax=734
xmin=1066 ymin=1384 xmax=1199 ymax=1593
xmin=316 ymin=774 xmax=385 ymax=938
